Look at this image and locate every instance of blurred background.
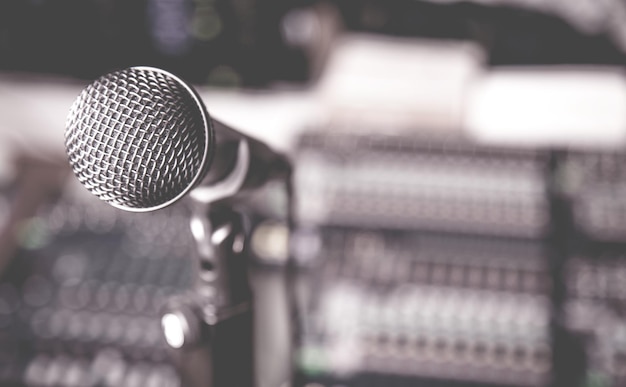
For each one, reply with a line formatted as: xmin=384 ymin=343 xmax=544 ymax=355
xmin=2 ymin=1 xmax=626 ymax=387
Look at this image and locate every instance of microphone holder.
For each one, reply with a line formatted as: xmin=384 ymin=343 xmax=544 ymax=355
xmin=160 ymin=137 xmax=290 ymax=387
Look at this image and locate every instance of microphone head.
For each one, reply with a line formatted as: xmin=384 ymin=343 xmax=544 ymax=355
xmin=65 ymin=67 xmax=214 ymax=212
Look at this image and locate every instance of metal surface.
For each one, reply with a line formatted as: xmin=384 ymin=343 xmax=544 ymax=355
xmin=167 ymin=205 xmax=255 ymax=387
xmin=65 ymin=66 xmax=214 ymax=212
xmin=189 ymin=140 xmax=250 ymax=205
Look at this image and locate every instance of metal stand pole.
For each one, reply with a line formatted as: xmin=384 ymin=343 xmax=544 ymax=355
xmin=161 ymin=203 xmax=255 ymax=387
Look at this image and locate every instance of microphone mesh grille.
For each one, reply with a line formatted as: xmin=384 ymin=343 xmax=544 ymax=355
xmin=65 ymin=67 xmax=210 ymax=211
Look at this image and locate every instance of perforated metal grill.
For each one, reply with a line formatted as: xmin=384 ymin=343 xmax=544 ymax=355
xmin=65 ymin=67 xmax=212 ymax=211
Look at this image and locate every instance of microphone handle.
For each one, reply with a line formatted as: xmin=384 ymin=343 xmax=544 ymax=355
xmin=202 ymin=118 xmax=290 ymax=190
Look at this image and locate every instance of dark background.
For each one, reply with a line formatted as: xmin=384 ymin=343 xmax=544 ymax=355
xmin=1 ymin=0 xmax=625 ymax=87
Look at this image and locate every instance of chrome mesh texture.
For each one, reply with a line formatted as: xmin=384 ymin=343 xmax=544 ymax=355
xmin=65 ymin=67 xmax=211 ymax=211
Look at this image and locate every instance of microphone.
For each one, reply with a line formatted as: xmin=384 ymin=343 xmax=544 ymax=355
xmin=65 ymin=66 xmax=288 ymax=212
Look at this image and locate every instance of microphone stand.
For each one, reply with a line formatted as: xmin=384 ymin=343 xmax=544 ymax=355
xmin=159 ymin=138 xmax=292 ymax=387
